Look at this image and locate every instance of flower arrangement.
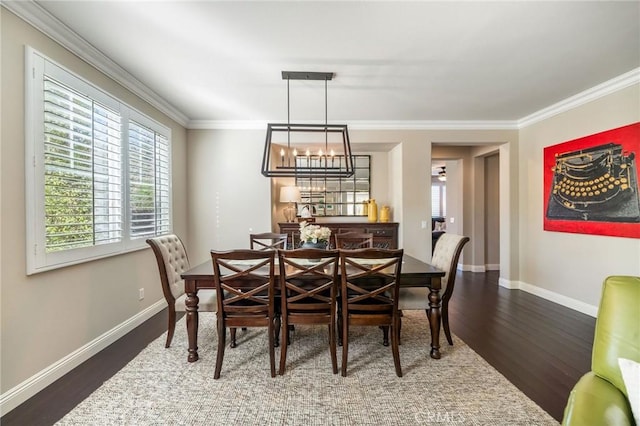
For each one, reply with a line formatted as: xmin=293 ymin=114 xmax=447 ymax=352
xmin=299 ymin=221 xmax=331 ymax=244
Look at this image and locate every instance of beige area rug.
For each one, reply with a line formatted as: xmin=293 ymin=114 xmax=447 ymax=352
xmin=57 ymin=311 xmax=557 ymax=425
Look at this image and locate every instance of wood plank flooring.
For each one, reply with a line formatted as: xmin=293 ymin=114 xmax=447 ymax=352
xmin=1 ymin=271 xmax=595 ymax=425
xmin=448 ymin=271 xmax=594 ymax=422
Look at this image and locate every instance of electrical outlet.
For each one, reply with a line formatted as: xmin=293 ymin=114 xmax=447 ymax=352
xmin=139 ymin=288 xmax=144 ymax=300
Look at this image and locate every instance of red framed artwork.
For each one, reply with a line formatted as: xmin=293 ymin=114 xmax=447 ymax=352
xmin=543 ymin=122 xmax=640 ymax=238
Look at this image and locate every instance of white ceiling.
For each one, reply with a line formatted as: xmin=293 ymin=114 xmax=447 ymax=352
xmin=25 ymin=1 xmax=640 ymax=125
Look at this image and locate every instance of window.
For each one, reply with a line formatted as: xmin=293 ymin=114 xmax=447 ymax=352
xmin=128 ymin=120 xmax=171 ymax=238
xmin=26 ymin=48 xmax=171 ymax=274
xmin=431 ymin=181 xmax=446 ymax=217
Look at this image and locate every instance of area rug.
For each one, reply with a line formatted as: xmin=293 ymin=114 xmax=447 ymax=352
xmin=57 ymin=311 xmax=557 ymax=425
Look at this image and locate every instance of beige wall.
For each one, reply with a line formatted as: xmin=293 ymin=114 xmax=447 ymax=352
xmin=0 ymin=9 xmax=188 ymax=399
xmin=485 ymin=154 xmax=500 ymax=267
xmin=186 ymin=128 xmax=518 ymax=267
xmin=518 ymin=85 xmax=640 ymax=308
xmin=186 ymin=129 xmax=272 ymax=264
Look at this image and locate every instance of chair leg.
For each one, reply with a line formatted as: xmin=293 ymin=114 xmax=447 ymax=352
xmin=391 ymin=319 xmax=402 ymax=377
xmin=442 ymin=300 xmax=453 ymax=345
xmin=279 ymin=317 xmax=289 ymax=375
xmin=230 ymin=327 xmax=237 ymax=348
xmin=165 ymin=307 xmax=176 ymax=348
xmin=214 ymin=319 xmax=226 ymax=379
xmin=274 ymin=314 xmax=281 ymax=348
xmin=328 ymin=323 xmax=338 ymax=374
xmin=337 ymin=314 xmax=343 ymax=346
xmin=398 ymin=310 xmax=403 ymax=345
xmin=380 ymin=326 xmax=389 ymax=346
xmin=341 ymin=321 xmax=349 ymax=377
xmin=268 ymin=322 xmax=276 ymax=378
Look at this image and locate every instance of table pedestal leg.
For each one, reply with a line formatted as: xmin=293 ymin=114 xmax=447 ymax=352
xmin=428 ymin=287 xmax=441 ymax=359
xmin=186 ymin=291 xmax=199 ymax=362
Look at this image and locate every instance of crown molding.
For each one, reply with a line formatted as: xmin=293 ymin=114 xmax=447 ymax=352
xmin=188 ymin=120 xmax=269 ymax=130
xmin=187 ymin=119 xmax=519 ymax=131
xmin=518 ymin=67 xmax=640 ymax=129
xmin=347 ymin=120 xmax=518 ymax=130
xmin=3 ymin=1 xmax=189 ymax=127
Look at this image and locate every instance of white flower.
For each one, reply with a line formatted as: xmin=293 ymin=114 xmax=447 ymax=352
xmin=299 ymin=221 xmax=331 ymax=243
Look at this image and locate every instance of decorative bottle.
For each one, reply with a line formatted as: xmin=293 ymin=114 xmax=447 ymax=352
xmin=380 ymin=205 xmax=390 ymax=223
xmin=368 ymin=199 xmax=378 ymax=223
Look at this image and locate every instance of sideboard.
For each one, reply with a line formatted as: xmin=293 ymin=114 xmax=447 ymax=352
xmin=279 ymin=222 xmax=399 ymax=249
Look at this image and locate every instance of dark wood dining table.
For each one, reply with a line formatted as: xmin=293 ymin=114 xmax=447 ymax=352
xmin=181 ymin=254 xmax=446 ymax=362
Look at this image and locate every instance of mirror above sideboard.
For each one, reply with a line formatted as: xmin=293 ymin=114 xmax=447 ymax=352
xmin=295 ymin=154 xmax=371 ymax=217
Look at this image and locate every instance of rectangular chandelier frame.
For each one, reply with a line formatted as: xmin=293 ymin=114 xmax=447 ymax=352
xmin=261 ymin=70 xmax=354 ymax=178
xmin=261 ymin=123 xmax=354 ymax=178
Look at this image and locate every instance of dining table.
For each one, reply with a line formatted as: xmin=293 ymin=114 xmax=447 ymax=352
xmin=180 ymin=253 xmax=446 ymax=362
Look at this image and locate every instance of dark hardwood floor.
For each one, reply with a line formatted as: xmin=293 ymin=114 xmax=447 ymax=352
xmin=1 ymin=271 xmax=595 ymax=425
xmin=448 ymin=271 xmax=594 ymax=422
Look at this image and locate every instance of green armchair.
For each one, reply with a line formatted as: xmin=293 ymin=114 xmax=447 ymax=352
xmin=562 ymin=275 xmax=640 ymax=426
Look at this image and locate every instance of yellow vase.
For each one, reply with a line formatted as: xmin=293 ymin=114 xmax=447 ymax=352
xmin=380 ymin=205 xmax=390 ymax=222
xmin=368 ymin=199 xmax=378 ymax=222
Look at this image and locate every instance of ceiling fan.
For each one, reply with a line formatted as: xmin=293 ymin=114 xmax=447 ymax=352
xmin=438 ymin=166 xmax=447 ymax=182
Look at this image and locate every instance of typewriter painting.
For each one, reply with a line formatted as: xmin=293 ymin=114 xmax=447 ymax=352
xmin=544 ymin=122 xmax=640 ymax=239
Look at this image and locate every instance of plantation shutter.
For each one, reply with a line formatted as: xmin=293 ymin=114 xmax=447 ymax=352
xmin=431 ymin=184 xmax=441 ymax=217
xmin=128 ymin=121 xmax=171 ymax=238
xmin=43 ymin=76 xmax=122 ymax=252
xmin=431 ymin=183 xmax=446 ymax=217
xmin=155 ymin=133 xmax=171 ymax=234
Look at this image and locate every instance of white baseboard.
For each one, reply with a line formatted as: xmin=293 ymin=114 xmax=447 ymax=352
xmin=460 ymin=263 xmax=483 ymax=272
xmin=498 ymin=277 xmax=518 ymax=289
xmin=0 ymin=300 xmax=167 ymax=416
xmin=498 ymin=278 xmax=598 ymax=317
xmin=460 ymin=264 xmax=499 ymax=272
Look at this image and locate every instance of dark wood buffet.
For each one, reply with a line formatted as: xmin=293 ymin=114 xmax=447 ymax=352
xmin=279 ymin=222 xmax=399 ymax=249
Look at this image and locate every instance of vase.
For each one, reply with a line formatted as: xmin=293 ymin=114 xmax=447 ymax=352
xmin=380 ymin=205 xmax=390 ymax=222
xmin=301 ymin=241 xmax=328 ymax=249
xmin=367 ymin=199 xmax=378 ymax=223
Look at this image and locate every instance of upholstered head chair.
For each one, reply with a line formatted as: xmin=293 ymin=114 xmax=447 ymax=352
xmin=147 ymin=234 xmax=216 ymax=348
xmin=398 ymin=233 xmax=469 ymax=345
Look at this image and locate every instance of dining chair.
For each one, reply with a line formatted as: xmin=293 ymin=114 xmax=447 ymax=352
xmin=146 ymin=234 xmax=217 ymax=348
xmin=278 ymin=248 xmax=340 ymax=375
xmin=250 ymin=233 xmax=288 ymax=250
xmin=335 ymin=232 xmax=386 ymax=345
xmin=398 ymin=233 xmax=469 ymax=345
xmin=339 ymin=248 xmax=404 ymax=377
xmin=211 ymin=249 xmax=277 ymax=379
xmin=334 ymin=232 xmax=374 ymax=250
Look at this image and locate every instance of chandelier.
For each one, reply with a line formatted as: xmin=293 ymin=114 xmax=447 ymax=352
xmin=261 ymin=71 xmax=354 ymax=178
